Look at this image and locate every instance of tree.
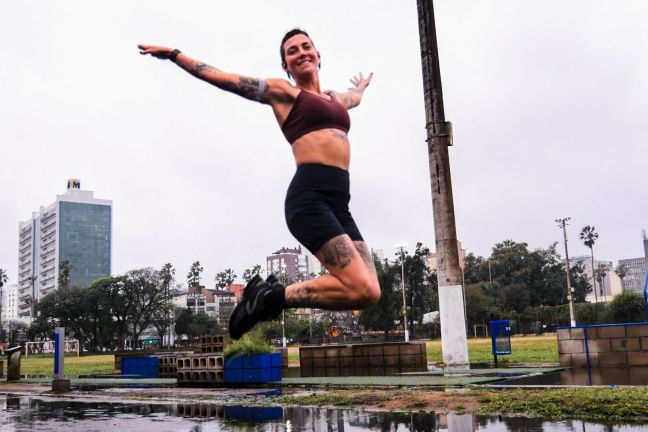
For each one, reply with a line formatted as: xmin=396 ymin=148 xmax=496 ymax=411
xmin=0 ymin=268 xmax=7 ymax=288
xmin=594 ymin=263 xmax=609 ymax=300
xmin=607 ymin=292 xmax=645 ymax=323
xmin=570 ymin=261 xmax=592 ymax=303
xmin=215 ymin=268 xmax=237 ymax=290
xmin=123 ymin=268 xmax=167 ymax=349
xmin=614 ymin=263 xmax=629 ymax=291
xmin=400 ymin=243 xmax=435 ymax=336
xmin=187 ymin=261 xmax=203 ymax=313
xmin=579 ymin=225 xmax=599 ymax=302
xmin=242 ymin=265 xmax=262 ymax=283
xmin=174 ymin=308 xmax=219 ymax=341
xmin=154 ymin=263 xmax=176 ymax=348
xmin=359 ymin=258 xmax=401 ymax=337
xmin=58 ymin=260 xmax=71 ymax=289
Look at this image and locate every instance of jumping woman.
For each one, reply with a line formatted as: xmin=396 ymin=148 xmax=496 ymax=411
xmin=139 ymin=28 xmax=380 ymax=339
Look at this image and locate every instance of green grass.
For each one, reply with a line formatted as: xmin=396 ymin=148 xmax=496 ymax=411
xmin=478 ymin=387 xmax=648 ymax=421
xmin=427 ymin=335 xmax=559 ymax=365
xmin=21 ymin=354 xmax=114 ymax=376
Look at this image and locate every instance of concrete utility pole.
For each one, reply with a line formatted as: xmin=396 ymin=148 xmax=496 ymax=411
xmin=416 ymin=0 xmax=469 ymax=366
xmin=556 ymin=218 xmax=577 ymax=326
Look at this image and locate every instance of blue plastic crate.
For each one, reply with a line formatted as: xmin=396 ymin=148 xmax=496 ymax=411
xmin=224 ymin=353 xmax=282 ymax=383
xmin=225 ymin=406 xmax=283 ymax=421
xmin=121 ymin=356 xmax=158 ymax=378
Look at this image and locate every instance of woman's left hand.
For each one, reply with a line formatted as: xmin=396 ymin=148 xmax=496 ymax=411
xmin=349 ymin=72 xmax=373 ymax=92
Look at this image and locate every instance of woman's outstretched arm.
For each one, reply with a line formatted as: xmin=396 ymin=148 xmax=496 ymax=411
xmin=333 ymin=72 xmax=373 ymax=110
xmin=138 ymin=44 xmax=292 ymax=104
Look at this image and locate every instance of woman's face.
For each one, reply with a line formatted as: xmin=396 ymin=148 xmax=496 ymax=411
xmin=282 ymin=33 xmax=319 ymax=78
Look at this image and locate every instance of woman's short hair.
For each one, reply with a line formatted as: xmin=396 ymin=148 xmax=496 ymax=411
xmin=280 ymin=28 xmax=313 ymax=69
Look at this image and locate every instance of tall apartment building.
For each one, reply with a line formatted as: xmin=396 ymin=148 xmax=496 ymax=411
xmin=17 ymin=179 xmax=112 ymax=319
xmin=266 ymin=246 xmax=313 ymax=283
xmin=569 ymin=256 xmax=621 ymax=302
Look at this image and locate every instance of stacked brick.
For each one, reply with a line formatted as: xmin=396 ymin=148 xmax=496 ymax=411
xmin=558 ymin=323 xmax=648 ymax=367
xmin=200 ymin=335 xmax=230 ymax=354
xmin=299 ymin=342 xmax=428 ymax=377
xmin=158 ymin=355 xmax=177 ymax=378
xmin=176 ymin=353 xmax=225 ymax=386
xmin=176 ymin=335 xmax=230 ymax=386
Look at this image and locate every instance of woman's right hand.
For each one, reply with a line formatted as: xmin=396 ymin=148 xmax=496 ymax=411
xmin=138 ymin=44 xmax=173 ymax=59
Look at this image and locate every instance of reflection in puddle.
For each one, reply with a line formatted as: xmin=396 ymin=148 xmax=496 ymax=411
xmin=498 ymin=367 xmax=648 ymax=386
xmin=0 ymin=396 xmax=647 ymax=431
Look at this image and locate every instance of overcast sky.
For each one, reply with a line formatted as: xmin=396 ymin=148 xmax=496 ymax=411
xmin=1 ymin=1 xmax=647 ymax=287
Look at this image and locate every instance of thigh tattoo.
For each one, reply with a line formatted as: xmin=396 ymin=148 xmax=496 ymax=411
xmin=320 ymin=235 xmax=354 ymax=269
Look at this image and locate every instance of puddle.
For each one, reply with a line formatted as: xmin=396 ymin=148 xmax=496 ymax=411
xmin=1 ymin=396 xmax=647 ymax=431
xmin=496 ymin=367 xmax=648 ymax=386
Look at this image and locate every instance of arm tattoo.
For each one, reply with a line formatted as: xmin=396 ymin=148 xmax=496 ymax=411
xmin=320 ymin=235 xmax=354 ymax=269
xmin=286 ymin=284 xmax=321 ymax=307
xmin=189 ymin=62 xmax=218 ymax=77
xmin=223 ymin=77 xmax=260 ymax=100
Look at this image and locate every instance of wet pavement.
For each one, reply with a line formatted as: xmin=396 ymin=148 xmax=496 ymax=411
xmin=2 ymin=395 xmax=648 ymax=431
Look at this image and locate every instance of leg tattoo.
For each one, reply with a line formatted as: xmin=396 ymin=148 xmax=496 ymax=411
xmin=285 ymin=283 xmax=321 ymax=307
xmin=354 ymin=241 xmax=377 ymax=274
xmin=320 ymin=235 xmax=354 ymax=269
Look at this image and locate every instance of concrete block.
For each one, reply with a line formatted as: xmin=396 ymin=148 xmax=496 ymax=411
xmin=312 ymin=348 xmax=326 ymax=358
xmin=325 ymin=357 xmax=339 ymax=368
xmin=628 ymin=324 xmax=648 ymax=337
xmin=628 ymin=352 xmax=648 ymax=366
xmin=313 ymin=358 xmax=326 ymax=368
xmin=353 ymin=345 xmax=369 ymax=357
xmin=339 ymin=356 xmax=353 ymax=368
xmin=400 ymin=354 xmax=424 ymax=367
xmin=570 ymin=328 xmax=585 ymax=340
xmin=325 ymin=348 xmax=339 ymax=358
xmin=384 ymin=345 xmax=399 ymax=356
xmin=369 ymin=367 xmax=384 ymax=376
xmin=384 ymin=355 xmax=400 ymax=366
xmin=399 ymin=344 xmax=422 ymax=355
xmin=558 ymin=339 xmax=584 ymax=354
xmin=557 ymin=328 xmax=571 ymax=340
xmin=368 ymin=355 xmax=384 ymax=366
xmin=385 ymin=367 xmax=400 ymax=376
xmin=598 ymin=352 xmax=628 ymax=366
xmin=571 ymin=353 xmax=592 ymax=367
xmin=558 ymin=353 xmax=572 ymax=367
xmin=300 ymin=357 xmax=313 ymax=367
xmin=207 ymin=356 xmax=224 ymax=369
xmin=587 ymin=339 xmax=611 ymax=353
xmin=300 ymin=367 xmax=313 ymax=377
xmin=326 ymin=368 xmax=341 ymax=377
xmin=629 ymin=367 xmax=648 ymax=385
xmin=597 ymin=326 xmax=626 ymax=339
xmin=300 ymin=348 xmax=312 ymax=359
xmin=368 ymin=345 xmax=384 ymax=356
xmin=339 ymin=346 xmax=353 ymax=357
xmin=611 ymin=338 xmax=640 ymax=352
xmin=353 ymin=356 xmax=369 ymax=367
xmin=641 ymin=337 xmax=648 ymax=351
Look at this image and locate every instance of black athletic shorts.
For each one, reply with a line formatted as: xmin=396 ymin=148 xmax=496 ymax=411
xmin=285 ymin=163 xmax=364 ymax=254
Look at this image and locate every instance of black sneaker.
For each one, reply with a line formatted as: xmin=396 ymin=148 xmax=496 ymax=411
xmin=228 ymin=275 xmax=282 ymax=340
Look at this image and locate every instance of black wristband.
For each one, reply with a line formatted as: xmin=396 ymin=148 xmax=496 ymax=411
xmin=169 ymin=49 xmax=181 ymax=62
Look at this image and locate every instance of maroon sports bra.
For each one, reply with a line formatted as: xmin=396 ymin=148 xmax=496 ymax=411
xmin=281 ymin=90 xmax=351 ymax=144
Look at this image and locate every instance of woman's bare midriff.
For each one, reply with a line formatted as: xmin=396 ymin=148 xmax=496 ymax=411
xmin=291 ymin=128 xmax=351 ymax=170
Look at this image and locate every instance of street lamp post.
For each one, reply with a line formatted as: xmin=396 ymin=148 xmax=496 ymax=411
xmin=556 ymin=217 xmax=576 ymax=327
xmin=395 ymin=243 xmax=410 ymax=342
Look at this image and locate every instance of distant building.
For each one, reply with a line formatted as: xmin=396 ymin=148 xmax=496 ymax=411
xmin=215 ymin=290 xmax=236 ymax=326
xmin=228 ymin=283 xmax=245 ymax=302
xmin=569 ymin=256 xmax=621 ymax=302
xmin=17 ymin=179 xmax=112 ymax=320
xmin=617 ymin=232 xmax=648 ymax=294
xmin=1 ymin=284 xmax=19 ymax=322
xmin=266 ymin=246 xmax=313 ymax=283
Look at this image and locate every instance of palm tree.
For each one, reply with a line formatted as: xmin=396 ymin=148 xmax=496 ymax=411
xmin=579 ymin=226 xmax=599 ymax=302
xmin=0 ymin=268 xmax=8 ymax=288
xmin=614 ymin=263 xmax=629 ymax=291
xmin=187 ymin=261 xmax=203 ymax=313
xmin=594 ymin=263 xmax=609 ymax=301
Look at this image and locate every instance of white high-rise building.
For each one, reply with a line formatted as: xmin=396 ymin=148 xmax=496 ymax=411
xmin=1 ymin=284 xmax=19 ymax=322
xmin=17 ymin=179 xmax=112 ymax=320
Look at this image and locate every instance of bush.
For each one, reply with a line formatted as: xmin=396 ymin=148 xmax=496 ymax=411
xmin=607 ymin=292 xmax=646 ymax=324
xmin=224 ymin=330 xmax=273 ymax=357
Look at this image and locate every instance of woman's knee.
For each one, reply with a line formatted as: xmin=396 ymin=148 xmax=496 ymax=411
xmin=351 ymin=276 xmax=381 ymax=308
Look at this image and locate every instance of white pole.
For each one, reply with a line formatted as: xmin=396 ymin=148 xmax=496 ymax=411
xmin=399 ymin=246 xmax=410 ymax=343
